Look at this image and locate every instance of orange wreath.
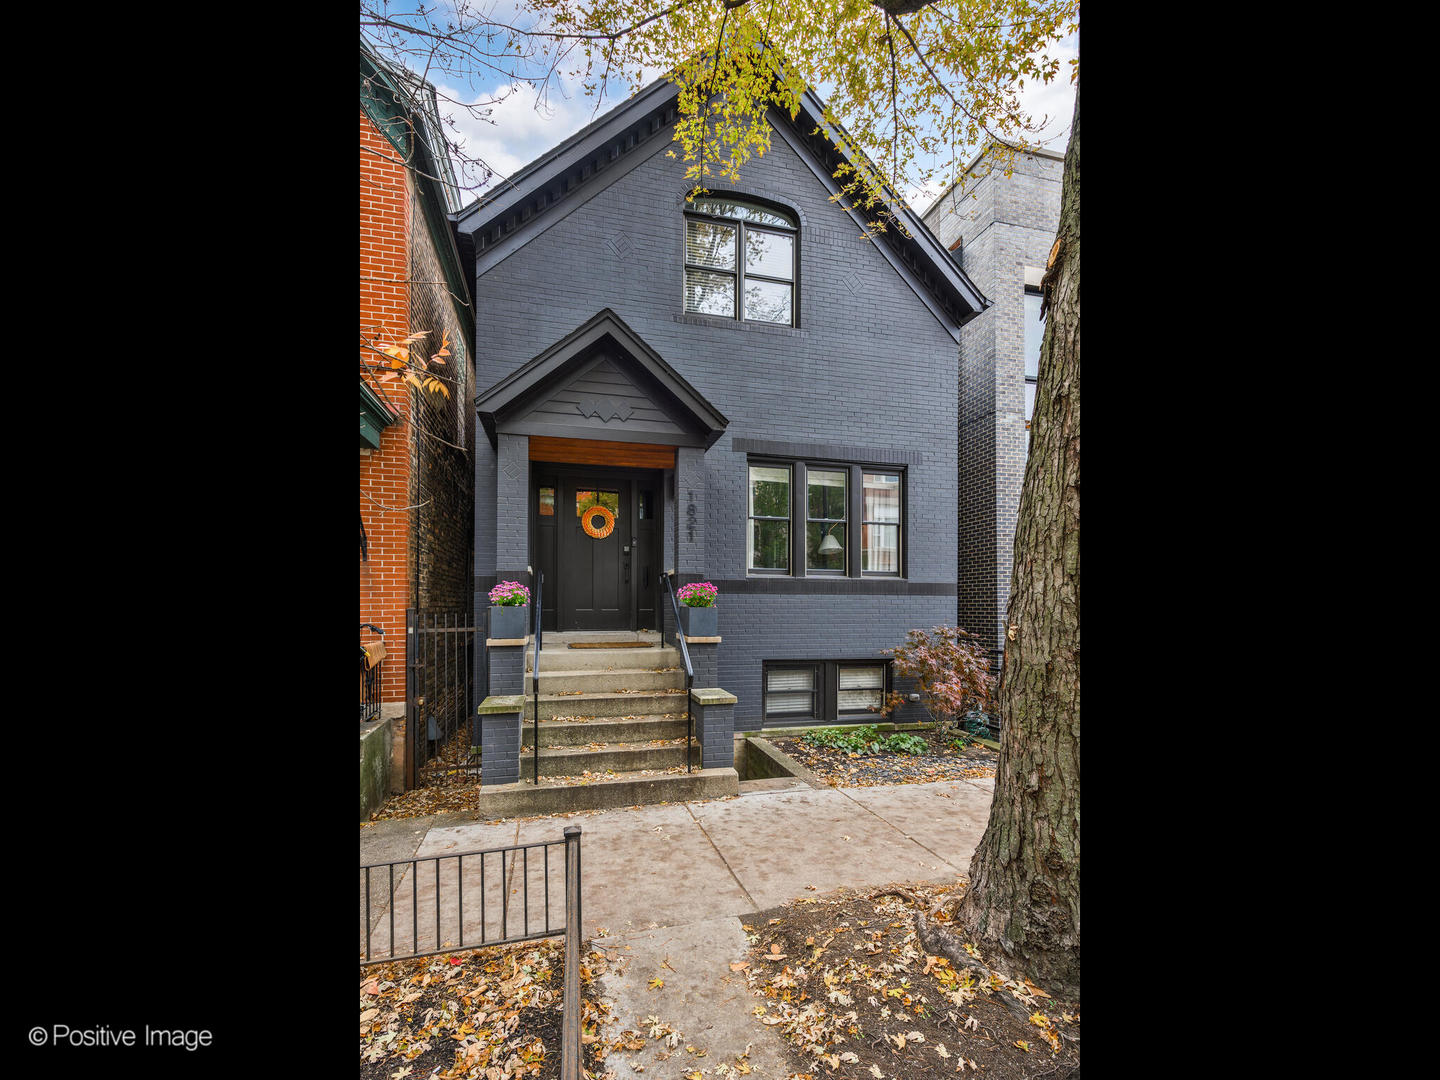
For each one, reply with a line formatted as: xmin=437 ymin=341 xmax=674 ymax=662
xmin=581 ymin=505 xmax=616 ymax=539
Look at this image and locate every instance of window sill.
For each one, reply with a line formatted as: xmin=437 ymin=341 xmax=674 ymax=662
xmin=674 ymin=313 xmax=807 ymax=337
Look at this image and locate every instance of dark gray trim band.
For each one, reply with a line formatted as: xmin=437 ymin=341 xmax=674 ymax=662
xmin=711 ymin=578 xmax=954 ymax=595
xmin=731 ymin=438 xmax=924 ymax=466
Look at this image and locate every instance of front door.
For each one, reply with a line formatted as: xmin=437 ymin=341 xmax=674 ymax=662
xmin=561 ymin=479 xmax=631 ymax=630
xmin=534 ymin=468 xmax=661 ymax=632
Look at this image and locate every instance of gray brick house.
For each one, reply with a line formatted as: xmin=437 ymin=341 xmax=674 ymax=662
xmin=921 ymin=145 xmax=1064 ymax=668
xmin=454 ymin=75 xmax=991 ymax=749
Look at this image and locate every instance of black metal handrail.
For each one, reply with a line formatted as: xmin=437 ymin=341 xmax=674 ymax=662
xmin=661 ymin=572 xmax=695 ymax=773
xmin=361 ymin=624 xmax=386 ymax=724
xmin=532 ymin=572 xmax=543 ymax=785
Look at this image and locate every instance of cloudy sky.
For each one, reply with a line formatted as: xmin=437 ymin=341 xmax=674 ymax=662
xmin=405 ymin=4 xmax=1077 ymax=218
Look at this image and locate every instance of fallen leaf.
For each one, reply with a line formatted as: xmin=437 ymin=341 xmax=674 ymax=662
xmin=730 ymin=961 xmax=750 ymax=972
xmin=648 ymin=977 xmax=665 ymax=990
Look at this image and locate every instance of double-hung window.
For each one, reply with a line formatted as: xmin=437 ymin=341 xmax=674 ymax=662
xmin=747 ymin=460 xmax=903 ymax=577
xmin=1023 ymin=286 xmax=1044 ymax=440
xmin=683 ymin=197 xmax=797 ymax=326
xmin=762 ymin=660 xmax=892 ymax=725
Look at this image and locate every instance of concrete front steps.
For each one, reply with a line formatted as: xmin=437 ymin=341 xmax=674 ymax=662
xmin=474 ymin=765 xmax=738 ymax=817
xmin=480 ymin=630 xmax=736 ymax=814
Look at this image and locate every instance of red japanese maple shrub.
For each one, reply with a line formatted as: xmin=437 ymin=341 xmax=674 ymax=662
xmin=875 ymin=626 xmax=995 ymax=735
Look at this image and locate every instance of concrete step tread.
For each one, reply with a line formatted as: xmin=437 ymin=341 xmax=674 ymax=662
xmin=476 ymin=766 xmax=739 ymax=815
xmin=526 ymin=666 xmax=685 ymax=679
xmin=527 ymin=712 xmax=688 ymax=724
xmin=537 ymin=739 xmax=691 ymax=755
xmin=521 ymin=764 xmax=714 ymax=788
xmin=529 ymin=688 xmax=690 ymax=702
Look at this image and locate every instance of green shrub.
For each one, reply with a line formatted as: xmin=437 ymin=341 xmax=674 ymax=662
xmin=801 ymin=725 xmax=929 ymax=756
xmin=802 ymin=724 xmax=884 ymax=754
xmin=881 ymin=732 xmax=928 ymax=754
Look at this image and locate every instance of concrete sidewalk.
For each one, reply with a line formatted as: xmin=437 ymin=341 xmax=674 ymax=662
xmin=361 ymin=776 xmax=994 ymax=1078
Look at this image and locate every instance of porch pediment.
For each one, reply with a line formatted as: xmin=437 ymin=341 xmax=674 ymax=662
xmin=475 ymin=309 xmax=728 ymax=449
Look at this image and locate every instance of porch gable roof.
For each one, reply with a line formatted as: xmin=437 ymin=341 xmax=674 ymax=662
xmin=474 ymin=309 xmax=729 ymax=450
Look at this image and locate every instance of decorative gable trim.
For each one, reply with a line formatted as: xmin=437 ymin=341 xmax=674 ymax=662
xmin=454 ymin=78 xmax=988 ymax=334
xmin=474 ymin=309 xmax=729 ymax=450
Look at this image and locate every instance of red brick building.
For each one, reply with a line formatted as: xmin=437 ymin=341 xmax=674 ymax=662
xmin=360 ymin=43 xmax=476 ymax=724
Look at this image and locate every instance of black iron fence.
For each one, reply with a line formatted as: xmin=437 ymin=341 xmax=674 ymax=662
xmin=361 ymin=826 xmax=584 ymax=1079
xmin=361 ymin=624 xmax=386 ymax=724
xmin=405 ymin=609 xmax=479 ymax=789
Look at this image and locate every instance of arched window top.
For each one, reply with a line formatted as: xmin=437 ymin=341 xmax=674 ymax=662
xmin=688 ymin=196 xmax=797 ymax=231
xmin=683 ymin=194 xmax=797 ymax=326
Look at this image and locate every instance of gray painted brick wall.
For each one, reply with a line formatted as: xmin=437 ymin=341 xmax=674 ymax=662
xmin=471 ymin=115 xmax=963 ymax=729
xmin=923 ymin=149 xmax=1062 ymax=664
xmin=693 ymin=700 xmax=734 ymax=769
xmin=481 ymin=710 xmax=522 ymax=786
xmin=488 ymin=644 xmax=525 ymax=696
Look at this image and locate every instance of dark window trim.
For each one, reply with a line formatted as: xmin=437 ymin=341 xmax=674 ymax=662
xmin=836 ymin=661 xmax=892 ymax=718
xmin=762 ymin=660 xmax=821 ymax=722
xmin=683 ymin=198 xmax=799 ymax=328
xmin=1023 ymin=285 xmax=1043 ymax=434
xmin=860 ymin=468 xmax=904 ymax=578
xmin=748 ymin=456 xmax=906 ymax=580
xmin=747 ymin=460 xmax=792 ymax=576
xmin=804 ymin=464 xmax=848 ymax=576
xmin=762 ymin=659 xmax=893 ymax=725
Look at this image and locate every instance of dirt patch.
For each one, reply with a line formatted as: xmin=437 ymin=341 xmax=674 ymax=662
xmin=771 ymin=728 xmax=998 ymax=788
xmin=738 ymin=882 xmax=1079 ymax=1080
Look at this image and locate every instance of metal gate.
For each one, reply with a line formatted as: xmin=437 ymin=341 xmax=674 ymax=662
xmin=405 ymin=609 xmax=479 ymax=789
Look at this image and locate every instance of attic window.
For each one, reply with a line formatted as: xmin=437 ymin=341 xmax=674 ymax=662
xmin=683 ymin=197 xmax=797 ymax=326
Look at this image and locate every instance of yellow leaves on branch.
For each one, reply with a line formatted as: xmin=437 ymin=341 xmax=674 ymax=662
xmin=368 ymin=329 xmax=453 ymax=399
xmin=521 ymin=0 xmax=1077 ymax=230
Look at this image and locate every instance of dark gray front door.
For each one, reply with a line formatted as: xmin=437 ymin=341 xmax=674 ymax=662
xmin=560 ymin=480 xmax=631 ymax=630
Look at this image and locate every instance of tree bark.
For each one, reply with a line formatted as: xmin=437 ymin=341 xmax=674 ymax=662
xmin=959 ymin=80 xmax=1080 ymax=1001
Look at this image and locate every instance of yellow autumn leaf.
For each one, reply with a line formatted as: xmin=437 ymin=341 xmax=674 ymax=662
xmin=648 ymin=977 xmax=664 ymax=990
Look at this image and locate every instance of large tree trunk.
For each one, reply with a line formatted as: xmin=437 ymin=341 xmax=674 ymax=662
xmin=959 ymin=80 xmax=1080 ymax=1000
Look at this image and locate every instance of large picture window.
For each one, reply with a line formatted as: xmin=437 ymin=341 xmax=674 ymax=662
xmin=748 ymin=458 xmax=903 ymax=577
xmin=683 ymin=197 xmax=797 ymax=326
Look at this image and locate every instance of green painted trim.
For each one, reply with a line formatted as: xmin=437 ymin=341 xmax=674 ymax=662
xmin=360 ymin=380 xmax=398 ymax=448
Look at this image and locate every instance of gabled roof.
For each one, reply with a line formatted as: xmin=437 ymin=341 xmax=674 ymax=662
xmin=474 ymin=309 xmax=729 ymax=449
xmin=453 ymin=76 xmax=989 ymax=338
xmin=360 ymin=41 xmax=475 ymax=344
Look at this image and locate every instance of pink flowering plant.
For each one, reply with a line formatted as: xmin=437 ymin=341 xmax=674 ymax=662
xmin=675 ymin=581 xmax=718 ymax=608
xmin=488 ymin=581 xmax=531 ymax=607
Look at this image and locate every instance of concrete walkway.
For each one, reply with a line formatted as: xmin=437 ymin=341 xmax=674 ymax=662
xmin=360 ymin=776 xmax=994 ymax=1078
